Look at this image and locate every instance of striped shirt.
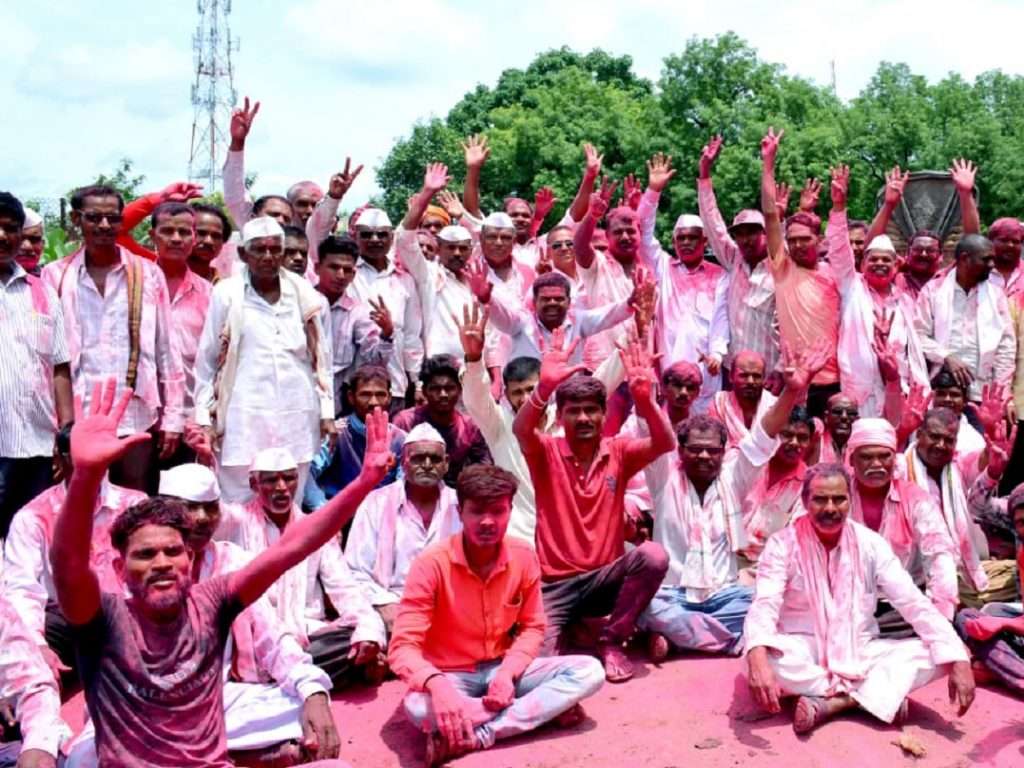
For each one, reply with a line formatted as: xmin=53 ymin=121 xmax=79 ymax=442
xmin=0 ymin=264 xmax=70 ymax=457
xmin=697 ymin=179 xmax=780 ymax=371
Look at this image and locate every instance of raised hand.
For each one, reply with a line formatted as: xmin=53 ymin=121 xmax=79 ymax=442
xmin=884 ymin=165 xmax=910 ymax=207
xmin=462 ymin=134 xmax=490 ymax=169
xmin=799 ymin=177 xmax=822 ymax=212
xmin=360 ymin=407 xmax=395 ymax=484
xmin=583 ymin=142 xmax=603 ymax=179
xmin=423 ymin=162 xmax=451 ymax=195
xmin=587 ymin=177 xmax=615 ymax=221
xmin=872 ymin=310 xmax=899 ymax=383
xmin=328 ymin=158 xmax=364 ymax=200
xmin=830 ymin=165 xmax=850 ymax=211
xmin=781 ymin=338 xmax=831 ymax=392
xmin=899 ymin=382 xmax=932 ymax=439
xmin=647 ymin=152 xmax=676 ymax=193
xmin=71 ymin=379 xmax=151 ymax=471
xmin=536 ymin=247 xmax=553 ymax=275
xmin=534 ymin=186 xmax=557 ymax=220
xmin=699 ymin=135 xmax=723 ymax=180
xmin=454 ymin=302 xmax=489 ymax=363
xmin=977 ymin=382 xmax=1010 ymax=439
xmin=619 ymin=174 xmax=642 ymax=210
xmin=537 ymin=327 xmax=586 ymax=398
xmin=774 ymin=181 xmax=792 ymax=219
xmin=229 ymin=96 xmax=260 ymax=150
xmin=760 ymin=127 xmax=784 ymax=165
xmin=464 ymin=258 xmax=493 ymax=304
xmin=437 ymin=189 xmax=464 ymax=219
xmin=950 ymin=158 xmax=977 ymax=194
xmin=160 ymin=181 xmax=204 ymax=202
xmin=368 ymin=297 xmax=394 ymax=340
xmin=617 ymin=335 xmax=658 ymax=404
xmin=984 ymin=418 xmax=1016 ymax=480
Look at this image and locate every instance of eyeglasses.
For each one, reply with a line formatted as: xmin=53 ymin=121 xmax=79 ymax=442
xmin=81 ymin=212 xmax=123 ymax=225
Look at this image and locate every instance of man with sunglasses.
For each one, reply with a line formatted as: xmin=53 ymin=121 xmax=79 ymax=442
xmin=42 ymin=185 xmax=185 ymax=493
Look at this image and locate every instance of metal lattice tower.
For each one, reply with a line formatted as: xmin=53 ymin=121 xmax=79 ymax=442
xmin=188 ymin=0 xmax=239 ymax=189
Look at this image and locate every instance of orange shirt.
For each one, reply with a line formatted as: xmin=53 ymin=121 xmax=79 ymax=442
xmin=387 ymin=534 xmax=546 ymax=691
xmin=770 ymin=250 xmax=840 ymax=385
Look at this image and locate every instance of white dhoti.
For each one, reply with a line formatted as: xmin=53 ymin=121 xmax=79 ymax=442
xmin=766 ymin=633 xmax=948 ymax=723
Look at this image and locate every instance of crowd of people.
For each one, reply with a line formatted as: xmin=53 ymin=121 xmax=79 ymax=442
xmin=1 ymin=93 xmax=1024 ymax=767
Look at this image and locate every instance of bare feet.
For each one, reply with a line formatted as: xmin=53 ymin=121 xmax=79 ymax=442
xmin=647 ymin=632 xmax=670 ymax=663
xmin=793 ymin=694 xmax=856 ymax=734
xmin=554 ymin=703 xmax=586 ymax=728
xmin=597 ymin=642 xmax=634 ymax=683
xmin=425 ymin=731 xmax=479 ymax=767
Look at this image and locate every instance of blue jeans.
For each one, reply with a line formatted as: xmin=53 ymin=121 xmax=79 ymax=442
xmin=403 ymin=656 xmax=604 ymax=748
xmin=638 ymin=584 xmax=753 ymax=654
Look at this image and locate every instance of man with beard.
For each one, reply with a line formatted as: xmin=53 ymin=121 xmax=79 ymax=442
xmin=760 ymin=129 xmax=842 ymax=418
xmin=697 ymin=135 xmax=780 ymax=375
xmin=708 ymin=350 xmax=777 ymax=451
xmin=393 ymin=355 xmax=491 ymax=487
xmin=348 ymin=206 xmax=423 ymax=409
xmin=216 ymin=448 xmax=387 ymax=693
xmin=639 ymin=348 xmax=814 ymax=658
xmin=345 ymin=424 xmax=461 ymax=635
xmin=844 ymin=419 xmax=959 ymax=635
xmin=513 ymin=331 xmax=674 ymax=682
xmin=916 ymin=234 xmax=1015 ymax=404
xmin=389 ymin=465 xmax=605 ymax=767
xmin=51 ymin=379 xmax=393 ymax=766
xmin=42 ymin=185 xmax=185 ymax=493
xmin=636 ymin=153 xmax=729 ymax=410
xmin=985 ymin=218 xmax=1024 ymax=299
xmin=745 ymin=463 xmax=974 ymax=734
xmin=472 ymin=270 xmax=642 ymax=365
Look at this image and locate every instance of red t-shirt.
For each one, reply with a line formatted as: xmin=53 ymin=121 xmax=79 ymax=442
xmin=524 ymin=434 xmax=651 ymax=580
xmin=74 ymin=575 xmax=242 ymax=767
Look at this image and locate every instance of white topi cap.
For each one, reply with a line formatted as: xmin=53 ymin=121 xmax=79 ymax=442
xmin=158 ymin=464 xmax=220 ymax=503
xmin=673 ymin=213 xmax=704 ymax=232
xmin=865 ymin=234 xmax=896 ymax=254
xmin=242 ymin=216 xmax=285 ymax=246
xmin=249 ymin=447 xmax=298 ymax=474
xmin=482 ymin=211 xmax=515 ymax=229
xmin=23 ymin=208 xmax=43 ymax=229
xmin=355 ymin=208 xmax=393 ymax=229
xmin=437 ymin=225 xmax=472 ymax=243
xmin=402 ymin=422 xmax=446 ymax=448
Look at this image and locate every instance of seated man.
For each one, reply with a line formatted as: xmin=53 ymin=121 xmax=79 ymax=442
xmin=812 ymin=392 xmax=859 ymax=464
xmin=345 ymin=424 xmax=461 ymax=635
xmin=745 ymin=463 xmax=975 ymax=733
xmin=957 ymin=482 xmax=1024 ymax=695
xmin=50 ymin=379 xmax=394 ymax=766
xmin=66 ymin=463 xmax=338 ymax=768
xmin=927 ymin=367 xmax=986 ymax=456
xmin=388 ymin=465 xmax=604 ymax=766
xmin=2 ymin=424 xmax=147 ymax=695
xmin=708 ymin=350 xmax=777 ymax=451
xmin=305 ymin=365 xmax=406 ymax=511
xmin=216 ymin=448 xmax=387 ymax=690
xmin=845 ymin=418 xmax=959 ymax=633
xmin=0 ymin=593 xmax=70 ymax=768
xmin=513 ymin=331 xmax=674 ymax=682
xmin=393 ymin=354 xmax=492 ymax=487
xmin=639 ymin=350 xmax=815 ymax=658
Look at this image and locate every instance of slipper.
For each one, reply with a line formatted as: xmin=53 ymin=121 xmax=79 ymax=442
xmin=793 ymin=695 xmax=829 ymax=734
xmin=598 ymin=642 xmax=634 ymax=683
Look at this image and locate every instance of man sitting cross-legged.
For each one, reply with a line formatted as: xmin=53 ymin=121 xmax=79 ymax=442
xmin=745 ymin=463 xmax=975 ymax=734
xmin=513 ymin=330 xmax=674 ymax=682
xmin=388 ymin=465 xmax=605 ymax=766
xmin=49 ymin=378 xmax=396 ymax=767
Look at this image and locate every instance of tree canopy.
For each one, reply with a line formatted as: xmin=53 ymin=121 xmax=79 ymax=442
xmin=377 ymin=33 xmax=1024 ymax=238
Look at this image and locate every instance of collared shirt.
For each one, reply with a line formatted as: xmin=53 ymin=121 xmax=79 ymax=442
xmin=578 ymin=251 xmax=638 ymax=371
xmin=0 ymin=593 xmax=70 ymax=757
xmin=169 ymin=269 xmax=213 ymax=412
xmin=0 ymin=264 xmax=70 ymax=457
xmin=349 ymin=257 xmax=423 ymax=396
xmin=388 ymin=534 xmax=545 ymax=691
xmin=482 ymin=259 xmax=536 ymax=370
xmin=524 ymin=433 xmax=653 ymax=580
xmin=2 ymin=479 xmax=148 ymax=642
xmin=194 ymin=272 xmax=327 ymax=467
xmin=741 ymin=460 xmax=807 ymax=561
xmin=41 ymin=246 xmax=186 ymax=435
xmin=392 ymin=406 xmax=492 ymax=487
xmin=309 ymin=418 xmax=406 ymax=504
xmin=849 ymin=479 xmax=959 ymax=617
xmin=990 ymin=261 xmax=1024 ymax=301
xmin=695 ymin=180 xmax=780 ymax=370
xmin=317 ymin=291 xmax=393 ymax=410
xmin=345 ymin=480 xmax=462 ymax=605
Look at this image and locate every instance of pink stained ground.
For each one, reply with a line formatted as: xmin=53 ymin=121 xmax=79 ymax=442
xmin=60 ymin=651 xmax=1024 ymax=767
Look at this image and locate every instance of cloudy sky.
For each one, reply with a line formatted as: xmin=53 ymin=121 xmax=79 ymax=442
xmin=5 ymin=0 xmax=1024 ymax=209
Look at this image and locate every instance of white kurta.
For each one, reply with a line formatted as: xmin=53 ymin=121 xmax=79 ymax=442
xmin=745 ymin=521 xmax=968 ymax=722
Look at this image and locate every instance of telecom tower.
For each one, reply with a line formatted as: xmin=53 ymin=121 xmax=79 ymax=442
xmin=188 ymin=0 xmax=239 ymax=189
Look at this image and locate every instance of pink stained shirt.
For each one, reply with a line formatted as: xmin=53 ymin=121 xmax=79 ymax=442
xmin=741 ymin=460 xmax=807 ymax=561
xmin=169 ymin=268 xmax=213 ymax=413
xmin=578 ymin=252 xmax=638 ymax=372
xmin=990 ymin=261 xmax=1024 ymax=301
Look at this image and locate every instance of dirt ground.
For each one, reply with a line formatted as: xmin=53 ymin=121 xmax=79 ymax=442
xmin=61 ymin=650 xmax=1024 ymax=767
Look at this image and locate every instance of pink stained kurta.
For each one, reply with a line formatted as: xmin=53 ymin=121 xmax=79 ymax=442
xmin=578 ymin=252 xmax=638 ymax=372
xmin=741 ymin=461 xmax=807 ymax=561
xmin=169 ymin=269 xmax=213 ymax=413
xmin=708 ymin=390 xmax=779 ymax=452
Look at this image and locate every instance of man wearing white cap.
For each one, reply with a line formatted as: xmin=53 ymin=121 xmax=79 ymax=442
xmin=844 ymin=418 xmax=959 ymax=631
xmin=696 ymin=136 xmax=780 ymax=374
xmin=66 ymin=463 xmax=341 ymax=767
xmin=16 ymin=206 xmax=44 ymax=275
xmin=347 ymin=205 xmax=424 ymax=408
xmin=346 ymin=423 xmax=461 ymax=635
xmin=636 ymin=155 xmax=729 ymax=411
xmin=397 ymin=163 xmax=480 ymax=361
xmin=3 ymin=423 xmax=147 ymax=694
xmin=215 ymin=447 xmax=386 ymax=692
xmin=193 ymin=216 xmax=333 ymax=502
